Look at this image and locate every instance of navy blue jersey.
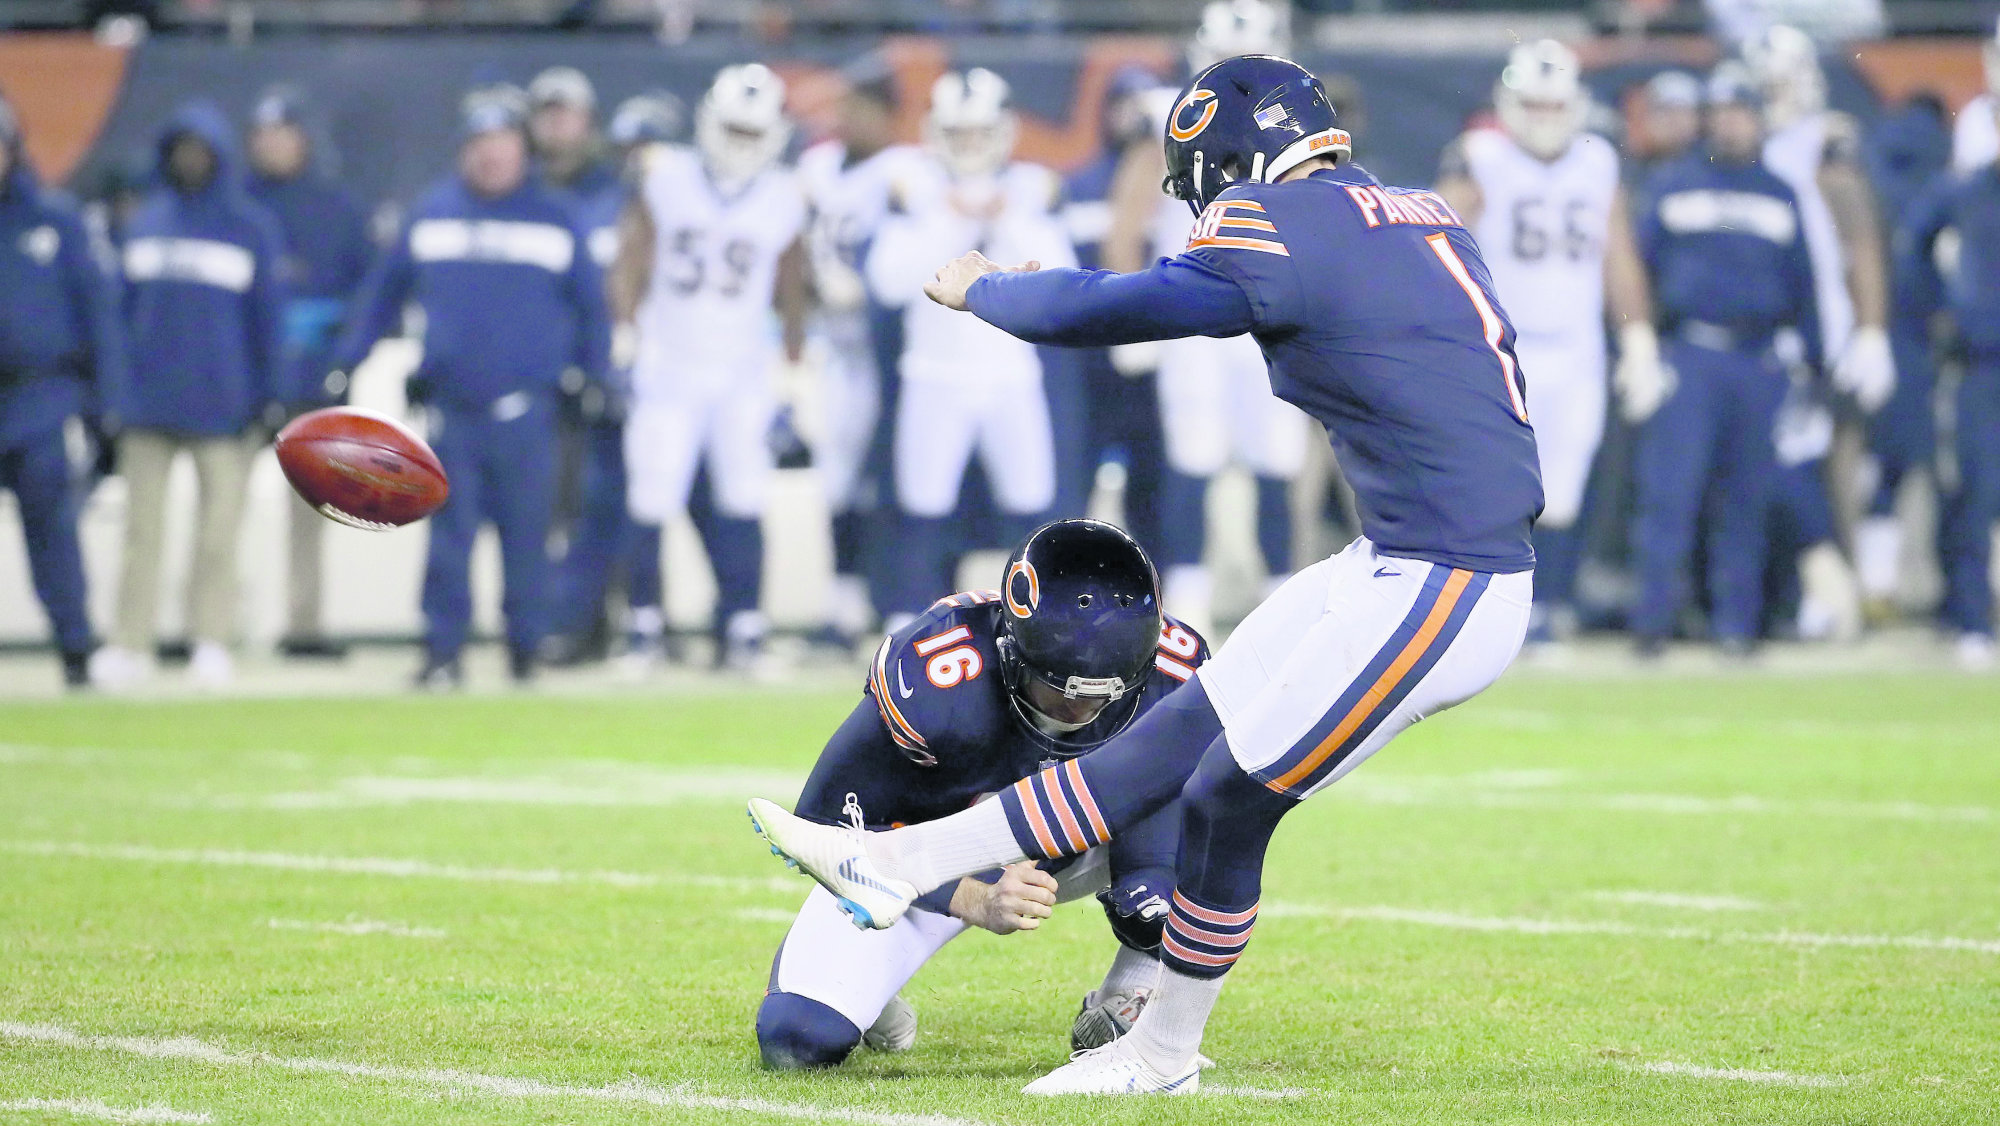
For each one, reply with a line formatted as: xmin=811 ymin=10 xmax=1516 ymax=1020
xmin=966 ymin=164 xmax=1543 ymax=574
xmin=795 ymin=590 xmax=1208 ymax=831
xmin=1636 ymin=149 xmax=1821 ymax=365
xmin=1902 ymin=163 xmax=2000 ymax=357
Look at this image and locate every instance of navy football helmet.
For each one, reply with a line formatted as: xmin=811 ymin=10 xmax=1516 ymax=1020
xmin=996 ymin=519 xmax=1163 ymax=755
xmin=1163 ymin=54 xmax=1350 ymax=214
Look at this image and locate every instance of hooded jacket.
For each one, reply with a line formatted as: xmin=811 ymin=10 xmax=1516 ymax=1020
xmin=120 ymin=100 xmax=287 ymax=435
xmin=0 ymin=132 xmax=126 ymax=449
xmin=333 ymin=163 xmax=608 ymax=413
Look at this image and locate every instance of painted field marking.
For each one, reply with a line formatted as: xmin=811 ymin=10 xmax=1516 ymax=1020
xmin=1589 ymin=891 xmax=1767 ymax=912
xmin=1262 ymin=903 xmax=2000 ymax=955
xmin=0 ymin=1098 xmax=211 ymax=1124
xmin=1202 ymin=1084 xmax=1312 ymax=1099
xmin=239 ymin=767 xmax=807 ymax=811
xmin=0 ymin=841 xmax=798 ymax=895
xmin=266 ymin=918 xmax=446 ymax=938
xmin=732 ymin=907 xmax=803 ymax=924
xmin=1339 ymin=777 xmax=1996 ymax=825
xmin=1631 ymin=1061 xmax=1847 ymax=1088
xmin=0 ymin=1022 xmax=983 ymax=1126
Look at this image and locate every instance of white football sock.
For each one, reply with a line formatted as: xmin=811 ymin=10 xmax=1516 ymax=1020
xmin=1098 ymin=945 xmax=1161 ymax=997
xmin=1855 ymin=515 xmax=1902 ymax=600
xmin=867 ymin=799 xmax=1026 ymax=894
xmin=1127 ymin=964 xmax=1225 ymax=1074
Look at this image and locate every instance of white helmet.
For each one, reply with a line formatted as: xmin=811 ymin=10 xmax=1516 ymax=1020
xmin=1742 ymin=24 xmax=1825 ymax=128
xmin=695 ymin=63 xmax=791 ymax=188
xmin=1188 ymin=0 xmax=1289 ymax=72
xmin=1494 ymin=40 xmax=1588 ymax=160
xmin=924 ymin=69 xmax=1016 ymax=179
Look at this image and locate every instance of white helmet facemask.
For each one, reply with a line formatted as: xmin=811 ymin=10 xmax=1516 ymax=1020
xmin=1744 ymin=24 xmax=1826 ymax=129
xmin=924 ymin=68 xmax=1016 ymax=180
xmin=696 ymin=63 xmax=791 ymax=190
xmin=1494 ymin=39 xmax=1588 ymax=160
xmin=1188 ymin=0 xmax=1289 ymax=72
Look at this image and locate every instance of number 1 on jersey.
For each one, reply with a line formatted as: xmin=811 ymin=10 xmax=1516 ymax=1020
xmin=1424 ymin=232 xmax=1530 ymax=423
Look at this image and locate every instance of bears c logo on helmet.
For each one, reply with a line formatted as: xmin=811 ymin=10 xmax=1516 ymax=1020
xmin=1005 ymin=559 xmax=1041 ymax=618
xmin=1167 ymin=88 xmax=1219 ymax=142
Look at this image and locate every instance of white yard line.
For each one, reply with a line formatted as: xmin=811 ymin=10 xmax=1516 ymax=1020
xmin=1338 ymin=781 xmax=1996 ymax=824
xmin=0 ymin=841 xmax=798 ymax=895
xmin=0 ymin=1098 xmax=212 ymax=1124
xmin=237 ymin=768 xmax=807 ymax=811
xmin=0 ymin=1022 xmax=982 ymax=1126
xmin=266 ymin=918 xmax=446 ymax=938
xmin=1589 ymin=891 xmax=1767 ymax=912
xmin=732 ymin=907 xmax=803 ymax=924
xmin=1631 ymin=1061 xmax=1847 ymax=1088
xmin=1202 ymin=1084 xmax=1312 ymax=1099
xmin=1262 ymin=903 xmax=2000 ymax=955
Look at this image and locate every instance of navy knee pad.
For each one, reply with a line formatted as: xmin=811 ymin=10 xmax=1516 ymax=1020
xmin=756 ymin=992 xmax=862 ymax=1070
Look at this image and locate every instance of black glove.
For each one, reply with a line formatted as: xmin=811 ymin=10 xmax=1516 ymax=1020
xmin=1097 ymin=871 xmax=1171 ymax=953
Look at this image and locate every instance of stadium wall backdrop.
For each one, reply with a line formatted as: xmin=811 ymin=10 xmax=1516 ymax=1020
xmin=0 ymin=31 xmax=1987 ymax=201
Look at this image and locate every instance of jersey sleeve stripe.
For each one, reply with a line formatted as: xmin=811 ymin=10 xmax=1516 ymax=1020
xmin=1012 ymin=777 xmax=1064 ymax=857
xmin=1155 ymin=653 xmax=1195 ymax=681
xmin=1063 ymin=759 xmax=1112 ymax=846
xmin=1039 ymin=766 xmax=1091 ymax=853
xmin=1424 ymin=232 xmax=1529 ymax=422
xmin=1217 ymin=216 xmax=1279 ymax=232
xmin=870 ymin=638 xmax=928 ymax=750
xmin=1218 ymin=199 xmax=1266 ymax=212
xmin=1187 ymin=234 xmax=1291 ymax=256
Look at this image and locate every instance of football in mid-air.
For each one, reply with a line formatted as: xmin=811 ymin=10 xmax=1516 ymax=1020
xmin=274 ymin=407 xmax=449 ymax=531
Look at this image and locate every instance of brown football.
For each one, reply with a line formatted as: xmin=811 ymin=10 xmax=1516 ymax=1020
xmin=274 ymin=407 xmax=449 ymax=530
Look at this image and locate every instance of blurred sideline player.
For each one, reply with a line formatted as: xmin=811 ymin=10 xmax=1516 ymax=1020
xmin=1436 ymin=40 xmax=1659 ymax=642
xmin=1059 ymin=68 xmax=1170 ymax=551
xmin=757 ymin=520 xmax=1208 ymax=1068
xmin=531 ymin=71 xmax=680 ymax=667
xmin=1858 ymin=95 xmax=1951 ymax=623
xmin=242 ymin=87 xmax=372 ymax=661
xmin=1901 ymin=129 xmax=2000 ymax=668
xmin=0 ymin=96 xmax=124 ymax=690
xmin=1633 ymin=70 xmax=1703 ymax=170
xmin=866 ymin=70 xmax=1074 ymax=630
xmin=1743 ymin=26 xmax=1894 ymax=633
xmin=614 ymin=64 xmax=809 ymax=671
xmin=1951 ymin=18 xmax=2000 ymax=176
xmin=796 ymin=60 xmax=925 ymax=649
xmin=1630 ymin=66 xmax=1819 ymax=655
xmin=333 ymin=86 xmax=610 ymax=687
xmin=751 ymin=54 xmax=1543 ymax=1095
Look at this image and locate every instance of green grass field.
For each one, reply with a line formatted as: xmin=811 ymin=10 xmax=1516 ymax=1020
xmin=2 ymin=671 xmax=1996 ymax=1125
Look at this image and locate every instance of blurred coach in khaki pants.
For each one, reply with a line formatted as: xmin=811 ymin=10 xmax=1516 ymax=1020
xmin=90 ymin=100 xmax=286 ymax=690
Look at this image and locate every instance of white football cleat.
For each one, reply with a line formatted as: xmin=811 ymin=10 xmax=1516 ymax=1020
xmin=862 ymin=994 xmax=917 ymax=1053
xmin=1021 ymin=1037 xmax=1204 ymax=1096
xmin=746 ymin=797 xmax=916 ymax=931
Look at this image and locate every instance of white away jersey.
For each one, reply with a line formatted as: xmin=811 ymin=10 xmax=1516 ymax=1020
xmin=633 ymin=145 xmax=806 ymax=387
xmin=865 ymin=160 xmax=1076 ymax=385
xmin=1460 ymin=128 xmax=1620 ymax=340
xmin=1764 ymin=113 xmax=1856 ymax=357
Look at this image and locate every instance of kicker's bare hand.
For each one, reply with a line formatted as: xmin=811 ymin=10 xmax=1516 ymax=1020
xmin=950 ymin=862 xmax=1059 ymax=935
xmin=923 ymin=251 xmax=1041 ymax=311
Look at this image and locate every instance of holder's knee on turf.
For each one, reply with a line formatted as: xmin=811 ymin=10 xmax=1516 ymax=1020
xmin=756 ymin=992 xmax=862 ymax=1070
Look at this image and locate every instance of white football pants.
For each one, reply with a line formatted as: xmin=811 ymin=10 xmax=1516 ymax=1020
xmin=1515 ymin=331 xmax=1607 ymax=529
xmin=1157 ymin=332 xmax=1310 ymax=479
xmin=893 ymin=374 xmax=1056 ymax=518
xmin=625 ymin=371 xmax=774 ymax=522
